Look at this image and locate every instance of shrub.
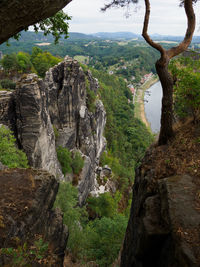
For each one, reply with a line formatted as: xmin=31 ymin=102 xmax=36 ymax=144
xmin=0 ymin=79 xmax=16 ymax=90
xmin=0 ymin=238 xmax=48 ymax=266
xmin=0 ymin=125 xmax=28 ymax=168
xmin=56 ymin=146 xmax=72 ymax=175
xmin=87 ymin=191 xmax=121 ymax=218
xmin=54 ymin=182 xmax=87 ymax=258
xmin=71 ymin=151 xmax=84 ymax=175
xmin=170 ymin=58 xmax=200 ymax=122
xmin=83 ymin=214 xmax=128 ymax=266
xmin=53 ymin=125 xmax=59 ymax=140
xmin=55 ymin=182 xmax=128 ymax=266
xmin=85 ymin=77 xmax=96 ymax=113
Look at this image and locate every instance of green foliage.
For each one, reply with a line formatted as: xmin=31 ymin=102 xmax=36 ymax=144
xmin=56 ymin=146 xmax=72 ymax=175
xmin=12 ymin=11 xmax=71 ymax=44
xmin=91 ymin=69 xmax=153 ymax=193
xmin=53 ymin=125 xmax=59 ymax=140
xmin=1 ymin=51 xmax=33 ymax=74
xmin=170 ymin=57 xmax=200 ymax=121
xmin=0 ymin=125 xmax=28 ymax=168
xmin=0 ymin=48 xmax=62 ymax=77
xmin=31 ymin=49 xmax=62 ymax=77
xmin=71 ymin=151 xmax=84 ymax=175
xmin=55 ymin=182 xmax=127 ymax=266
xmin=85 ymin=77 xmax=96 ymax=112
xmin=54 ymin=182 xmax=88 ymax=258
xmin=32 ymin=238 xmax=48 ymax=260
xmin=0 ymin=79 xmax=16 ymax=90
xmin=87 ymin=191 xmax=121 ymax=218
xmin=0 ymin=239 xmax=48 ymax=266
xmin=56 ymin=147 xmax=84 ymax=176
xmin=92 ymin=69 xmax=153 ymax=164
xmin=83 ymin=214 xmax=127 ymax=266
xmin=0 ymin=53 xmax=18 ymax=72
xmin=32 ymin=11 xmax=71 ymax=44
xmin=16 ymin=52 xmax=32 ymax=73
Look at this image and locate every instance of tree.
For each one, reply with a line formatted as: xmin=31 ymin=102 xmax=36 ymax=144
xmin=0 ymin=53 xmax=18 ymax=72
xmin=0 ymin=0 xmax=72 ymax=44
xmin=31 ymin=51 xmax=61 ymax=77
xmin=103 ymin=0 xmax=196 ymax=145
xmin=16 ymin=52 xmax=32 ymax=73
xmin=142 ymin=0 xmax=195 ymax=145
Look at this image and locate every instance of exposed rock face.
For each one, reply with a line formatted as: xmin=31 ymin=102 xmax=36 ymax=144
xmin=44 ymin=58 xmax=106 ymax=204
xmin=15 ymin=73 xmax=63 ymax=179
xmin=0 ymin=58 xmax=106 ymax=204
xmin=121 ymin=158 xmax=200 ymax=266
xmin=0 ymin=91 xmax=15 ymax=130
xmin=0 ymin=168 xmax=68 ymax=266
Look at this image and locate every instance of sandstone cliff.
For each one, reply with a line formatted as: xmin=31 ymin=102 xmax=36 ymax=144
xmin=0 ymin=57 xmax=106 ymax=205
xmin=121 ymin=120 xmax=200 ymax=267
xmin=0 ymin=168 xmax=68 ymax=266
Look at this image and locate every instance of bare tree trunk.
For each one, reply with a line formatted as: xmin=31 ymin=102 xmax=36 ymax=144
xmin=156 ymin=57 xmax=174 ymax=145
xmin=141 ymin=0 xmax=195 ymax=146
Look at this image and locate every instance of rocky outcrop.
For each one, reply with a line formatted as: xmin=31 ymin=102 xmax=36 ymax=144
xmin=44 ymin=58 xmax=106 ymax=204
xmin=0 ymin=57 xmax=106 ymax=204
xmin=0 ymin=168 xmax=68 ymax=266
xmin=121 ymin=154 xmax=200 ymax=267
xmin=15 ymin=73 xmax=63 ymax=179
xmin=0 ymin=91 xmax=15 ymax=131
xmin=0 ymin=0 xmax=72 ymax=44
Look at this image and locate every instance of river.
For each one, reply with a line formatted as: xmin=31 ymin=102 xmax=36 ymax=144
xmin=144 ymin=81 xmax=162 ymax=133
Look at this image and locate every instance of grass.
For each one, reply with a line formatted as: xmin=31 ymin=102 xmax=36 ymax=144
xmin=74 ymin=55 xmax=89 ymax=64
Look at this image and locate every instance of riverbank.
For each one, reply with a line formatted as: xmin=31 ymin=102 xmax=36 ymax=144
xmin=134 ymin=75 xmax=159 ymax=131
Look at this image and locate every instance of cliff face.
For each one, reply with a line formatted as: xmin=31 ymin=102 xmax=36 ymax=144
xmin=0 ymin=168 xmax=68 ymax=266
xmin=0 ymin=57 xmax=106 ymax=204
xmin=121 ymin=121 xmax=200 ymax=267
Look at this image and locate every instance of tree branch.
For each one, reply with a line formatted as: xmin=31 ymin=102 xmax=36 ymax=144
xmin=0 ymin=0 xmax=72 ymax=44
xmin=142 ymin=0 xmax=165 ymax=57
xmin=167 ymin=0 xmax=196 ymax=58
xmin=101 ymin=0 xmax=138 ymax=11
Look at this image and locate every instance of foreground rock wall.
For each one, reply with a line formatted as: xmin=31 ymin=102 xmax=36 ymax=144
xmin=121 ymin=151 xmax=200 ymax=267
xmin=0 ymin=168 xmax=68 ymax=266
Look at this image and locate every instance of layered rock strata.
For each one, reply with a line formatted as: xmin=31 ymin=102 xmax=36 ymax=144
xmin=121 ymin=156 xmax=200 ymax=267
xmin=0 ymin=168 xmax=68 ymax=266
xmin=0 ymin=57 xmax=106 ymax=204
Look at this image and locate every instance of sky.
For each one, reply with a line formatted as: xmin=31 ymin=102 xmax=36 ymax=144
xmin=64 ymin=0 xmax=200 ymax=36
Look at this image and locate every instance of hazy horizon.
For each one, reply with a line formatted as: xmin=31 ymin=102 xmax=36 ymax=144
xmin=64 ymin=0 xmax=200 ymax=36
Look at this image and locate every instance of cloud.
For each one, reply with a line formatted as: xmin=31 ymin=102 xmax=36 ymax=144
xmin=64 ymin=0 xmax=200 ymax=36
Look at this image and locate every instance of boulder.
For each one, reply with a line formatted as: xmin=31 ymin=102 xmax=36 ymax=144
xmin=0 ymin=168 xmax=68 ymax=266
xmin=121 ymin=171 xmax=200 ymax=267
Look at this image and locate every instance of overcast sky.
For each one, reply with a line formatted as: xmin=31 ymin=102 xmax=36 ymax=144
xmin=64 ymin=0 xmax=200 ymax=36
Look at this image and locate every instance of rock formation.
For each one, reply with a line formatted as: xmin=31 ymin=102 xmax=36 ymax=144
xmin=0 ymin=168 xmax=68 ymax=266
xmin=0 ymin=57 xmax=106 ymax=205
xmin=0 ymin=0 xmax=72 ymax=45
xmin=121 ymin=148 xmax=200 ymax=267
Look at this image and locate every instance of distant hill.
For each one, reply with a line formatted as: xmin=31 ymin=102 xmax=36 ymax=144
xmin=151 ymin=33 xmax=200 ymax=43
xmin=92 ymin=32 xmax=140 ymax=39
xmin=5 ymin=31 xmax=200 ymax=44
xmin=7 ymin=31 xmax=96 ymax=43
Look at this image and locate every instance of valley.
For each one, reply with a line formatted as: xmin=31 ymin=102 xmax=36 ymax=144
xmin=0 ymin=30 xmax=200 ymax=266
